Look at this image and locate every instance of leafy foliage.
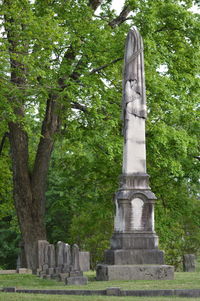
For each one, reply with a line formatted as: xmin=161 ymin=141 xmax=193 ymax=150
xmin=0 ymin=0 xmax=199 ymax=269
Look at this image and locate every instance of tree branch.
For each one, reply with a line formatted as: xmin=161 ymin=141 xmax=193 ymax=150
xmin=58 ymin=45 xmax=77 ymax=89
xmin=31 ymin=94 xmax=60 ymax=212
xmin=109 ymin=5 xmax=131 ymax=28
xmin=0 ymin=132 xmax=9 ymax=156
xmin=90 ymin=57 xmax=123 ymax=74
xmin=155 ymin=26 xmax=180 ymax=33
xmin=71 ymin=101 xmax=87 ymax=112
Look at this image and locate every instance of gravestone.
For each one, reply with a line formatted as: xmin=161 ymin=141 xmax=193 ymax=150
xmin=66 ymin=244 xmax=88 ymax=285
xmin=36 ymin=240 xmax=88 ymax=285
xmin=96 ymin=27 xmax=174 ymax=281
xmin=183 ymin=254 xmax=196 ymax=272
xmin=63 ymin=243 xmax=71 ymax=273
xmin=37 ymin=240 xmax=49 ymax=268
xmin=71 ymin=244 xmax=80 ymax=271
xmin=79 ymin=251 xmax=90 ymax=272
xmin=48 ymin=244 xmax=56 ymax=268
xmin=56 ymin=241 xmax=65 ymax=267
xmin=17 ymin=241 xmax=27 ymax=269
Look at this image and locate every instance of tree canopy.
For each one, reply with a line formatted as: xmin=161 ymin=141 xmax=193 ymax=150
xmin=0 ymin=0 xmax=199 ymax=270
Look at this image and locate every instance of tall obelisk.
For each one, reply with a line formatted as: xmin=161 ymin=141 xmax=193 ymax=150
xmin=96 ymin=28 xmax=174 ymax=280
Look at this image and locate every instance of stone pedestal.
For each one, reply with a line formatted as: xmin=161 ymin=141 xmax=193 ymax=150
xmin=96 ymin=173 xmax=174 ymax=280
xmin=105 ymin=248 xmax=164 ymax=265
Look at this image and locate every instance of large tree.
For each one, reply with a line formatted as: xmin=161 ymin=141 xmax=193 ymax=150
xmin=0 ymin=0 xmax=199 ymax=271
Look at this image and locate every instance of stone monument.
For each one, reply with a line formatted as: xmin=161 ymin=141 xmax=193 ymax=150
xmin=96 ymin=27 xmax=174 ymax=280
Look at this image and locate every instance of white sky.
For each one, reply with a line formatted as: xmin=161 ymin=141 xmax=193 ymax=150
xmin=111 ymin=0 xmax=124 ymax=13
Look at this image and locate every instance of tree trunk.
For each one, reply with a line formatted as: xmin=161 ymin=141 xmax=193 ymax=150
xmin=8 ymin=95 xmax=59 ymax=272
xmin=9 ymin=121 xmax=47 ymax=272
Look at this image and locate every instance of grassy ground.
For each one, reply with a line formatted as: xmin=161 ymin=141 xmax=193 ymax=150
xmin=1 ymin=294 xmax=200 ymax=301
xmin=0 ymin=270 xmax=200 ymax=290
xmin=0 ymin=268 xmax=200 ymax=301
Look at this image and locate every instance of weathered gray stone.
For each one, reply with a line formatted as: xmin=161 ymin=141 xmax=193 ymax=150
xmin=56 ymin=241 xmax=65 ymax=267
xmin=96 ymin=264 xmax=174 ymax=281
xmin=69 ymin=270 xmax=83 ymax=277
xmin=183 ymin=254 xmax=196 ymax=272
xmin=110 ymin=232 xmax=160 ymax=250
xmin=79 ymin=252 xmax=90 ymax=272
xmin=59 ymin=273 xmax=70 ymax=282
xmin=37 ymin=240 xmax=49 ymax=269
xmin=62 ymin=263 xmax=71 ymax=273
xmin=55 ymin=267 xmax=62 ymax=274
xmin=62 ymin=244 xmax=71 ymax=272
xmin=71 ymin=244 xmax=80 ymax=271
xmin=106 ymin=287 xmax=121 ymax=296
xmin=0 ymin=270 xmax=17 ymax=274
xmin=105 ymin=249 xmax=164 ymax=265
xmin=47 ymin=267 xmax=55 ymax=275
xmin=17 ymin=241 xmax=27 ymax=268
xmin=66 ymin=276 xmax=88 ymax=285
xmin=36 ymin=240 xmax=88 ymax=284
xmin=63 ymin=244 xmax=71 ymax=264
xmin=42 ymin=264 xmax=48 ymax=272
xmin=16 ymin=255 xmax=21 ymax=270
xmin=36 ymin=268 xmax=42 ymax=276
xmin=48 ymin=244 xmax=56 ymax=268
xmin=44 ymin=244 xmax=49 ymax=265
xmin=3 ymin=287 xmax=200 ymax=297
xmin=17 ymin=268 xmax=32 ymax=274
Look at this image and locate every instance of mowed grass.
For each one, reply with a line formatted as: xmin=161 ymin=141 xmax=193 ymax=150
xmin=0 ymin=270 xmax=200 ymax=301
xmin=0 ymin=270 xmax=200 ymax=290
xmin=0 ymin=294 xmax=200 ymax=301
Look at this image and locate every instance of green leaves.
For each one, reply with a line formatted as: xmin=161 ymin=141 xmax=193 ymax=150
xmin=0 ymin=0 xmax=199 ymax=269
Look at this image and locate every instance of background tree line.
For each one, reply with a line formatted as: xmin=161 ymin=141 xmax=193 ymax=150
xmin=0 ymin=0 xmax=199 ymax=271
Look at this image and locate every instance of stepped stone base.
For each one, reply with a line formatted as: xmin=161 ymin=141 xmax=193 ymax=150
xmin=66 ymin=276 xmax=88 ymax=285
xmin=110 ymin=233 xmax=159 ymax=249
xmin=96 ymin=264 xmax=174 ymax=281
xmin=105 ymin=249 xmax=164 ymax=265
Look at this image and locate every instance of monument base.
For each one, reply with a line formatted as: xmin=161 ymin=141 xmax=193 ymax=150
xmin=105 ymin=249 xmax=164 ymax=265
xmin=96 ymin=264 xmax=174 ymax=281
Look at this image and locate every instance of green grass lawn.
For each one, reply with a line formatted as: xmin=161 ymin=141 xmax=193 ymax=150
xmin=1 ymin=293 xmax=200 ymax=301
xmin=0 ymin=270 xmax=200 ymax=301
xmin=0 ymin=270 xmax=200 ymax=290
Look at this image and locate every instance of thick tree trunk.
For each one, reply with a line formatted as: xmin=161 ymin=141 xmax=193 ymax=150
xmin=8 ymin=93 xmax=60 ymax=272
xmin=5 ymin=16 xmax=48 ymax=271
xmin=9 ymin=120 xmax=47 ymax=272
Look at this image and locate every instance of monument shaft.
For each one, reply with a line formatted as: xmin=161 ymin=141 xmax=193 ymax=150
xmin=96 ymin=27 xmax=174 ymax=280
xmin=122 ymin=28 xmax=146 ymax=175
xmin=114 ymin=28 xmax=154 ymax=235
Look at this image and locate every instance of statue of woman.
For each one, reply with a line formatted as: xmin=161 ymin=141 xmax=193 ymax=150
xmin=122 ymin=28 xmax=147 ymax=174
xmin=123 ymin=28 xmax=147 ymax=137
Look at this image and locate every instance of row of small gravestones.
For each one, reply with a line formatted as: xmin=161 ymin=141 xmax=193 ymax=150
xmin=37 ymin=240 xmax=88 ymax=285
